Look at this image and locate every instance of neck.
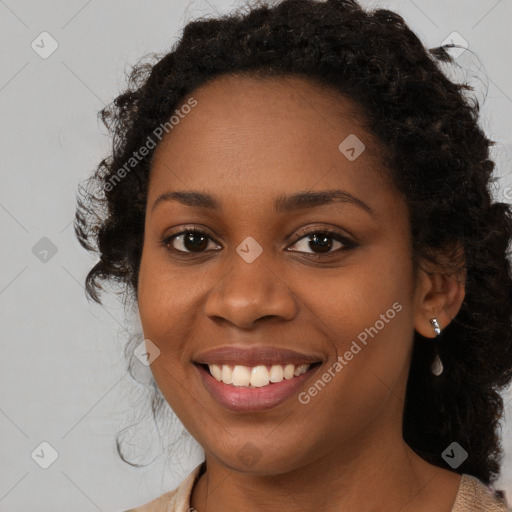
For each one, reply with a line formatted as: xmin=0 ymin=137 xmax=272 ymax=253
xmin=190 ymin=423 xmax=461 ymax=512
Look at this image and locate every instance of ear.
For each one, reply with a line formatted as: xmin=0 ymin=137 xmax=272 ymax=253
xmin=413 ymin=244 xmax=466 ymax=338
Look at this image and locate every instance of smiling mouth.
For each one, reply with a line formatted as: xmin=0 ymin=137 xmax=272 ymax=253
xmin=199 ymin=362 xmax=322 ymax=388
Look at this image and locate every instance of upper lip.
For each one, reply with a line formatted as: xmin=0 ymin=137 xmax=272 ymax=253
xmin=194 ymin=346 xmax=323 ymax=367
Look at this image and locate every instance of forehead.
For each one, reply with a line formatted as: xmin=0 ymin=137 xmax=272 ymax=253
xmin=148 ymin=73 xmax=393 ymax=211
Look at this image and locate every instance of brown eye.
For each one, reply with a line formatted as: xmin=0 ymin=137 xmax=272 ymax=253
xmin=288 ymin=230 xmax=356 ymax=257
xmin=301 ymin=232 xmax=336 ymax=253
xmin=161 ymin=227 xmax=357 ymax=259
xmin=163 ymin=229 xmax=217 ymax=253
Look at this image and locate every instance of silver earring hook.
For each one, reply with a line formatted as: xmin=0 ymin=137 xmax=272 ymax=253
xmin=430 ymin=317 xmax=441 ymax=336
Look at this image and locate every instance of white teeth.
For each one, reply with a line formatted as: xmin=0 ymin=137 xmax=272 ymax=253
xmin=251 ymin=365 xmax=270 ymax=387
xmin=269 ymin=364 xmax=283 ymax=382
xmin=294 ymin=364 xmax=310 ymax=377
xmin=210 ymin=364 xmax=222 ymax=381
xmin=283 ymin=364 xmax=295 ymax=380
xmin=231 ymin=365 xmax=251 ymax=386
xmin=221 ymin=364 xmax=232 ymax=384
xmin=207 ymin=363 xmax=313 ymax=387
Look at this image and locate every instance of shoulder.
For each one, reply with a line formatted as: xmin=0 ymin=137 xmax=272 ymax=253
xmin=452 ymin=473 xmax=511 ymax=512
xmin=123 ymin=462 xmax=205 ymax=512
xmin=123 ymin=489 xmax=178 ymax=512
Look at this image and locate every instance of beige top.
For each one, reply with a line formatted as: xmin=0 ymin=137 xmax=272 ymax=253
xmin=125 ymin=462 xmax=511 ymax=512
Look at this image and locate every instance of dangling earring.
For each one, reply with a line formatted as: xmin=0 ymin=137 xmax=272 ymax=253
xmin=430 ymin=317 xmax=443 ymax=376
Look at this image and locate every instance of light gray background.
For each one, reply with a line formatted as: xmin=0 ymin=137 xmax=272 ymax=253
xmin=1 ymin=0 xmax=511 ymax=510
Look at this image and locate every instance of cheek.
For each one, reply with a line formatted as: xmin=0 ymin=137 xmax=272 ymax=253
xmin=300 ymin=241 xmax=414 ymax=390
xmin=291 ymin=278 xmax=413 ymax=443
xmin=300 ymin=245 xmax=411 ymax=339
xmin=137 ymin=248 xmax=189 ymax=335
xmin=137 ymin=251 xmax=184 ymax=377
xmin=137 ymin=254 xmax=197 ymax=418
xmin=137 ymin=250 xmax=209 ymax=394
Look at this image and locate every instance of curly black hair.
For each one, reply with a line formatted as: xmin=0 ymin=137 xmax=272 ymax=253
xmin=74 ymin=0 xmax=512 ymax=484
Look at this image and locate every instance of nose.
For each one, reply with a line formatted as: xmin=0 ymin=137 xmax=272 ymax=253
xmin=203 ymin=251 xmax=297 ymax=329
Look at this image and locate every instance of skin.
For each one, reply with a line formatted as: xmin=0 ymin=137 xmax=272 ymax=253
xmin=137 ymin=74 xmax=466 ymax=512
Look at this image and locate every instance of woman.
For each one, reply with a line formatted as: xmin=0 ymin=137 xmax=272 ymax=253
xmin=74 ymin=0 xmax=512 ymax=510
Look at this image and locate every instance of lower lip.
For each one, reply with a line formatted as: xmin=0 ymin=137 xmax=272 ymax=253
xmin=195 ymin=363 xmax=321 ymax=412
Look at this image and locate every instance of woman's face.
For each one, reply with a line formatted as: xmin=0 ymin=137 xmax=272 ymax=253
xmin=137 ymin=74 xmax=426 ymax=474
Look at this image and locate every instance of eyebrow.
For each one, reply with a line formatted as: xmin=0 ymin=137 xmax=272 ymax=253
xmin=151 ymin=189 xmax=375 ymax=217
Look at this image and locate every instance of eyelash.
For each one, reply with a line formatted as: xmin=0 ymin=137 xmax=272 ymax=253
xmin=160 ymin=225 xmax=358 ymax=260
